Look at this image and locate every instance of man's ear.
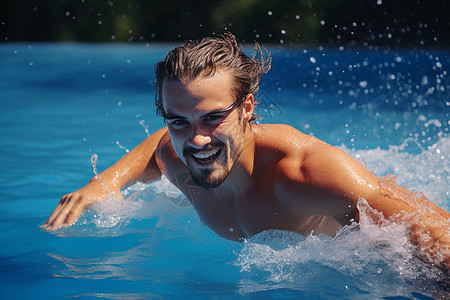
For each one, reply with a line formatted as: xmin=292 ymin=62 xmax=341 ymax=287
xmin=242 ymin=94 xmax=254 ymax=124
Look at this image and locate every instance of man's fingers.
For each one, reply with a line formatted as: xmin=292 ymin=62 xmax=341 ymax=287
xmin=41 ymin=196 xmax=69 ymax=229
xmin=62 ymin=203 xmax=86 ymax=228
xmin=52 ymin=197 xmax=79 ymax=229
xmin=42 ymin=183 xmax=109 ymax=231
xmin=42 ymin=194 xmax=79 ymax=230
xmin=65 ymin=200 xmax=88 ymax=225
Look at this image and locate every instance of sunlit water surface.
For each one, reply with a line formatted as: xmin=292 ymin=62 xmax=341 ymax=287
xmin=0 ymin=43 xmax=449 ymax=299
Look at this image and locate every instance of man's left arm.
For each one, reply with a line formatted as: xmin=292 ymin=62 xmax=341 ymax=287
xmin=302 ymin=141 xmax=450 ymax=272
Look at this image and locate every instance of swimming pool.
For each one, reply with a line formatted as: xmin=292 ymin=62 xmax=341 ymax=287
xmin=0 ymin=43 xmax=448 ymax=299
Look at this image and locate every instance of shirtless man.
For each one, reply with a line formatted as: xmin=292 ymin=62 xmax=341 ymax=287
xmin=42 ymin=33 xmax=450 ymax=272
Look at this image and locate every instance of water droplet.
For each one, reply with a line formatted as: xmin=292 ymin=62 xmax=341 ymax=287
xmin=139 ymin=120 xmax=150 ymax=137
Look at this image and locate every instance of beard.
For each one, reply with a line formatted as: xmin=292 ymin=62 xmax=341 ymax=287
xmin=188 ymin=167 xmax=225 ymax=189
xmin=183 ymin=140 xmax=241 ymax=190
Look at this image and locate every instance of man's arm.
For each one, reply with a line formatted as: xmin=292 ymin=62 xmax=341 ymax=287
xmin=42 ymin=127 xmax=168 ymax=231
xmin=301 ymin=140 xmax=450 ymax=271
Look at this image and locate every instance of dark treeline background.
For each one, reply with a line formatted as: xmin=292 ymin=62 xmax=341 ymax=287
xmin=1 ymin=0 xmax=448 ymax=48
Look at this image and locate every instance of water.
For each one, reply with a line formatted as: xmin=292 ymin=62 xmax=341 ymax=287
xmin=0 ymin=43 xmax=449 ymax=299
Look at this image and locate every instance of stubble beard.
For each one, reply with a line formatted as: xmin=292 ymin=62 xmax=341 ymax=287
xmin=184 ymin=135 xmax=244 ymax=190
xmin=184 ymin=143 xmax=238 ymax=190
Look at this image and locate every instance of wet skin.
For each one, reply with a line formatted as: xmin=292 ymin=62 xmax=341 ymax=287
xmin=43 ymin=70 xmax=450 ymax=271
xmin=157 ymin=124 xmax=352 ymax=240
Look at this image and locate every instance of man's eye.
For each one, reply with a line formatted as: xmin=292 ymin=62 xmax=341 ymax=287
xmin=204 ymin=114 xmax=222 ymax=122
xmin=170 ymin=119 xmax=188 ymax=126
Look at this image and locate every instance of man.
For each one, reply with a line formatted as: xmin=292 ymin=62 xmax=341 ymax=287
xmin=42 ymin=33 xmax=449 ymax=272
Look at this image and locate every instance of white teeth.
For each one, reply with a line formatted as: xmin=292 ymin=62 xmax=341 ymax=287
xmin=192 ymin=149 xmax=219 ymax=159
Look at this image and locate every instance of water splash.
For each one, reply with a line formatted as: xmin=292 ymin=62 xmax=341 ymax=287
xmin=65 ymin=177 xmax=195 ymax=237
xmin=67 ymin=139 xmax=448 ymax=297
xmin=139 ymin=120 xmax=150 ymax=137
xmin=90 ymin=154 xmax=113 ymax=197
xmin=237 ymin=216 xmax=445 ymax=298
xmin=115 ymin=141 xmax=130 ymax=153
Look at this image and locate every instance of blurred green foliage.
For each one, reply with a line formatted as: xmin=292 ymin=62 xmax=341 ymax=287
xmin=1 ymin=0 xmax=448 ymax=48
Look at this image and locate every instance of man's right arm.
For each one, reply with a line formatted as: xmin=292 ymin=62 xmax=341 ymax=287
xmin=42 ymin=127 xmax=168 ymax=231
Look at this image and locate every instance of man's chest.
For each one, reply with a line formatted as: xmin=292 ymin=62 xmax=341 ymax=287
xmin=182 ymin=185 xmax=312 ymax=241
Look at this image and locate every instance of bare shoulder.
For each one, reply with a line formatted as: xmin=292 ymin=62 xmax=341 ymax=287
xmin=253 ymin=123 xmax=329 ymax=167
xmin=155 ymin=127 xmax=185 ymax=175
xmin=253 ymin=123 xmax=319 ymax=152
xmin=254 ymin=124 xmax=365 ymax=221
xmin=155 ymin=127 xmax=172 ymax=151
xmin=253 ymin=124 xmax=373 ymax=183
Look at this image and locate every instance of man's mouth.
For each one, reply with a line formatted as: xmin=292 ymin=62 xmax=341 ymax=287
xmin=191 ymin=148 xmax=222 ymax=164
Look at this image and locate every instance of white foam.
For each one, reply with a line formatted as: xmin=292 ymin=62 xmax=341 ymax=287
xmin=237 ymin=219 xmax=443 ymax=297
xmin=65 ymin=176 xmax=195 ymax=236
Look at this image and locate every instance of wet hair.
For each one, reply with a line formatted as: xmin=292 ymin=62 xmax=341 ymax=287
xmin=154 ymin=32 xmax=271 ymax=122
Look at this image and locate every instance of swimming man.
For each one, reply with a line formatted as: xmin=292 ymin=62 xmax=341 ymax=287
xmin=42 ymin=33 xmax=450 ymax=273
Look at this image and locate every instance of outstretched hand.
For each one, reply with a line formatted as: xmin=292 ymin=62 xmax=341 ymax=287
xmin=41 ymin=178 xmax=122 ymax=231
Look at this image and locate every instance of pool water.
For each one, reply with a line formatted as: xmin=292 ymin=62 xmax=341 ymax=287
xmin=0 ymin=43 xmax=449 ymax=299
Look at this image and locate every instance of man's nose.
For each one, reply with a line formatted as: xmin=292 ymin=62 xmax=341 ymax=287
xmin=188 ymin=125 xmax=212 ymax=149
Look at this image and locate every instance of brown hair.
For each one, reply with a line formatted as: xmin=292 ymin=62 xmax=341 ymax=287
xmin=154 ymin=32 xmax=271 ymax=122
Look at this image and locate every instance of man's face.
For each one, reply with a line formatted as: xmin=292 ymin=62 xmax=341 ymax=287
xmin=161 ymin=71 xmax=252 ymax=189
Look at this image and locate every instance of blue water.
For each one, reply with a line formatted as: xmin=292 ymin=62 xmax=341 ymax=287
xmin=0 ymin=43 xmax=449 ymax=299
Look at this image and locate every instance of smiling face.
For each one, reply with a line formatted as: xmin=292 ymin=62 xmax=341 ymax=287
xmin=162 ymin=70 xmax=253 ymax=189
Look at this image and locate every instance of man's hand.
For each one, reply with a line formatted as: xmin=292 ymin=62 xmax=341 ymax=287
xmin=41 ymin=178 xmax=122 ymax=231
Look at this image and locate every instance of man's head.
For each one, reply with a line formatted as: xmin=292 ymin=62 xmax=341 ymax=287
xmin=154 ymin=33 xmax=271 ymax=189
xmin=154 ymin=32 xmax=271 ymax=122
